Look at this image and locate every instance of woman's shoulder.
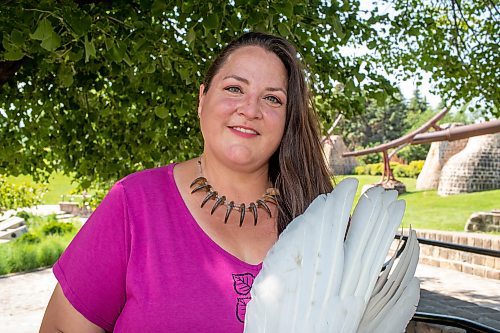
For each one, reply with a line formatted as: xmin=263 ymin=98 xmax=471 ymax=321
xmin=117 ymin=163 xmax=176 ymax=189
xmin=114 ymin=163 xmax=175 ymax=194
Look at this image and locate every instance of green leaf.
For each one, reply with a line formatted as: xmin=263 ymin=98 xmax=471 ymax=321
xmin=281 ymin=2 xmax=294 ymax=17
xmin=30 ymin=18 xmax=53 ymax=41
xmin=11 ymin=30 xmax=25 ymax=46
xmin=68 ymin=49 xmax=84 ymax=62
xmin=63 ymin=8 xmax=92 ymax=37
xmin=176 ymin=107 xmax=187 ymax=117
xmin=187 ymin=27 xmax=196 ymax=46
xmin=205 ymin=33 xmax=217 ymax=49
xmin=154 ymin=105 xmax=169 ymax=119
xmin=277 ymin=23 xmax=289 ymax=37
xmin=145 ymin=62 xmax=156 ymax=73
xmin=151 ymin=0 xmax=167 ymax=16
xmin=84 ymin=35 xmax=96 ymax=63
xmin=355 ymin=72 xmax=365 ymax=83
xmin=58 ymin=64 xmax=74 ymax=87
xmin=204 ymin=13 xmax=219 ymax=30
xmin=123 ymin=53 xmax=133 ymax=66
xmin=4 ymin=48 xmax=24 ymax=61
xmin=105 ymin=38 xmax=114 ymax=51
xmin=332 ymin=16 xmax=344 ymax=39
xmin=40 ymin=31 xmax=61 ymax=51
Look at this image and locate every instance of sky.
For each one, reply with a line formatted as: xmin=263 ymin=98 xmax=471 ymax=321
xmin=356 ymin=0 xmax=443 ymax=109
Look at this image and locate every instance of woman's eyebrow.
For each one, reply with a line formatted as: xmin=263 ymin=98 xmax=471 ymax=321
xmin=266 ymin=87 xmax=287 ymax=95
xmin=223 ymin=74 xmax=286 ymax=95
xmin=223 ymin=74 xmax=249 ymax=84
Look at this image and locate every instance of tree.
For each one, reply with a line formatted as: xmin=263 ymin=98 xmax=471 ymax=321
xmin=374 ymin=0 xmax=499 ymax=117
xmin=337 ymin=91 xmax=409 ymax=156
xmin=1 ymin=0 xmax=497 ymax=187
xmin=0 ymin=0 xmax=395 ymax=186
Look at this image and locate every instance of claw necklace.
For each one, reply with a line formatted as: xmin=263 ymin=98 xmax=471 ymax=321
xmin=189 ymin=157 xmax=279 ymax=226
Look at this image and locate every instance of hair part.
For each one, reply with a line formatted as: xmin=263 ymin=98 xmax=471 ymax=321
xmin=202 ymin=32 xmax=333 ymax=234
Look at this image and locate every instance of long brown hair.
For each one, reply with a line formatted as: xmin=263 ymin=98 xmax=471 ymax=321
xmin=202 ymin=32 xmax=333 ymax=234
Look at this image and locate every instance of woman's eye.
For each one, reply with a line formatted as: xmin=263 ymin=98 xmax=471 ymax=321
xmin=265 ymin=95 xmax=282 ymax=105
xmin=225 ymin=86 xmax=242 ymax=93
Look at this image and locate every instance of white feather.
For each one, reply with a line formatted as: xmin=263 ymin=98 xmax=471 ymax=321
xmin=243 ymin=179 xmax=420 ymax=333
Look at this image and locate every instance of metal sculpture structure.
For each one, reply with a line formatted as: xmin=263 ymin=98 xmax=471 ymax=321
xmin=342 ymin=108 xmax=500 ymax=192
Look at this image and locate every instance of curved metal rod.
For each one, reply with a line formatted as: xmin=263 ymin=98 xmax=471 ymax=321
xmin=412 ymin=312 xmax=500 ymax=333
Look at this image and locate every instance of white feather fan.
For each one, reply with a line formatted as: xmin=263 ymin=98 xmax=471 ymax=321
xmin=244 ymin=178 xmax=420 ymax=333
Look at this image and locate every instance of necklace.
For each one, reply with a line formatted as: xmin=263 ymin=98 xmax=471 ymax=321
xmin=190 ymin=158 xmax=279 ymax=226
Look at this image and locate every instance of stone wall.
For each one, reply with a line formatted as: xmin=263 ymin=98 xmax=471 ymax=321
xmin=438 ymin=133 xmax=500 ymax=195
xmin=415 ymin=230 xmax=499 ymax=280
xmin=322 ymin=135 xmax=358 ymax=175
xmin=416 ymin=124 xmax=468 ymax=191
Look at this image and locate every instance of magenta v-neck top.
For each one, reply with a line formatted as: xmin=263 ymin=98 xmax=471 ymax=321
xmin=53 ymin=164 xmax=262 ymax=332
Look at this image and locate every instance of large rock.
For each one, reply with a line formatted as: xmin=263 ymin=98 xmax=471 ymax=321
xmin=322 ymin=135 xmax=358 ymax=175
xmin=438 ymin=133 xmax=500 ymax=195
xmin=416 ymin=124 xmax=468 ymax=190
xmin=465 ymin=210 xmax=500 ymax=232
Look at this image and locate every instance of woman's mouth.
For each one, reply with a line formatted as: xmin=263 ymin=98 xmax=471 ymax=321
xmin=229 ymin=126 xmax=260 ymax=137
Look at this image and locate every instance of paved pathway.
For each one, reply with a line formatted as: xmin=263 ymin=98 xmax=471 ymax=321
xmin=0 ymin=264 xmax=498 ymax=332
xmin=416 ymin=264 xmax=500 ymax=330
xmin=0 ymin=268 xmax=56 ymax=333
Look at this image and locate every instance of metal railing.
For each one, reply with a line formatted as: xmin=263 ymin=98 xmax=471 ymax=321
xmin=396 ymin=234 xmax=500 ymax=258
xmin=412 ymin=312 xmax=499 ymax=333
xmin=390 ymin=234 xmax=500 ymax=333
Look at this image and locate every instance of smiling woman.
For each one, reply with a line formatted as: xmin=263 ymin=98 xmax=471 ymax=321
xmin=40 ymin=32 xmax=333 ymax=332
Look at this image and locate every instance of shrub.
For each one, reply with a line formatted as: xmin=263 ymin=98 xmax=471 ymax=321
xmin=42 ymin=221 xmax=75 ymax=236
xmin=0 ymin=175 xmax=47 ymax=212
xmin=408 ymin=160 xmax=425 ymax=177
xmin=398 ymin=144 xmax=430 ymax=163
xmin=16 ymin=233 xmax=41 ymax=244
xmin=369 ymin=163 xmax=384 ymax=176
xmin=16 ymin=210 xmax=31 ymax=220
xmin=354 ymin=165 xmax=368 ymax=175
xmin=6 ymin=243 xmax=39 ymax=272
xmin=37 ymin=238 xmax=65 ymax=267
xmin=0 ymin=215 xmax=80 ymax=275
xmin=352 ymin=161 xmax=425 ymax=178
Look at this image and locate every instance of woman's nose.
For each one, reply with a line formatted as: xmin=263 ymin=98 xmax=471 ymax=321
xmin=237 ymin=98 xmax=262 ymax=119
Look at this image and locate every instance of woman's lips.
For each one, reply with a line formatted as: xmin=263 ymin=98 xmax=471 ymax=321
xmin=229 ymin=126 xmax=259 ymax=137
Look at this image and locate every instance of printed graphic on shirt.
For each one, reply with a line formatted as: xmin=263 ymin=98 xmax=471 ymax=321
xmin=232 ymin=273 xmax=255 ymax=323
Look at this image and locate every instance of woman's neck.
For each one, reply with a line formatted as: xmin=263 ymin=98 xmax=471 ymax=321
xmin=198 ymin=155 xmax=271 ymax=204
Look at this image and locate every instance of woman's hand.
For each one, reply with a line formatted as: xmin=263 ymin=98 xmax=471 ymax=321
xmin=39 ymin=283 xmax=105 ymax=333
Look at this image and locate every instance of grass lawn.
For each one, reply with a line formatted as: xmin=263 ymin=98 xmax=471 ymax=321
xmin=5 ymin=173 xmax=500 ymax=233
xmin=334 ymin=175 xmax=500 ymax=232
xmin=6 ymin=173 xmax=77 ymax=204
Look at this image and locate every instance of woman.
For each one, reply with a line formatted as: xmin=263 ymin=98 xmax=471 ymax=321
xmin=40 ymin=32 xmax=333 ymax=332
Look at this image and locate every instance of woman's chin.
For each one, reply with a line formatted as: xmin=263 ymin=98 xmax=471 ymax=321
xmin=223 ymin=148 xmax=270 ymax=171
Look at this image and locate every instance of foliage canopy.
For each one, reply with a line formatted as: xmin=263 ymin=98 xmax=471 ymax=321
xmin=0 ymin=0 xmax=497 ymax=186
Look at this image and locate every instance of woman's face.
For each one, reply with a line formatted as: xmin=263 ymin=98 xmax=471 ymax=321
xmin=198 ymin=46 xmax=288 ymax=172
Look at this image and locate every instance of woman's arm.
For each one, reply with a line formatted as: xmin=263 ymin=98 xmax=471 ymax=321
xmin=39 ymin=283 xmax=105 ymax=333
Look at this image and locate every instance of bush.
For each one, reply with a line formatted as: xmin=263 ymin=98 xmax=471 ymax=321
xmin=37 ymin=238 xmax=65 ymax=267
xmin=0 ymin=175 xmax=47 ymax=212
xmin=408 ymin=160 xmax=425 ymax=178
xmin=6 ymin=243 xmax=39 ymax=272
xmin=369 ymin=163 xmax=384 ymax=176
xmin=354 ymin=165 xmax=368 ymax=175
xmin=0 ymin=215 xmax=80 ymax=275
xmin=398 ymin=144 xmax=430 ymax=163
xmin=352 ymin=161 xmax=425 ymax=178
xmin=16 ymin=233 xmax=41 ymax=244
xmin=42 ymin=221 xmax=75 ymax=236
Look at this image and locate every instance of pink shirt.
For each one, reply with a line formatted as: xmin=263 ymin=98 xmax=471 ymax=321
xmin=54 ymin=164 xmax=262 ymax=332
